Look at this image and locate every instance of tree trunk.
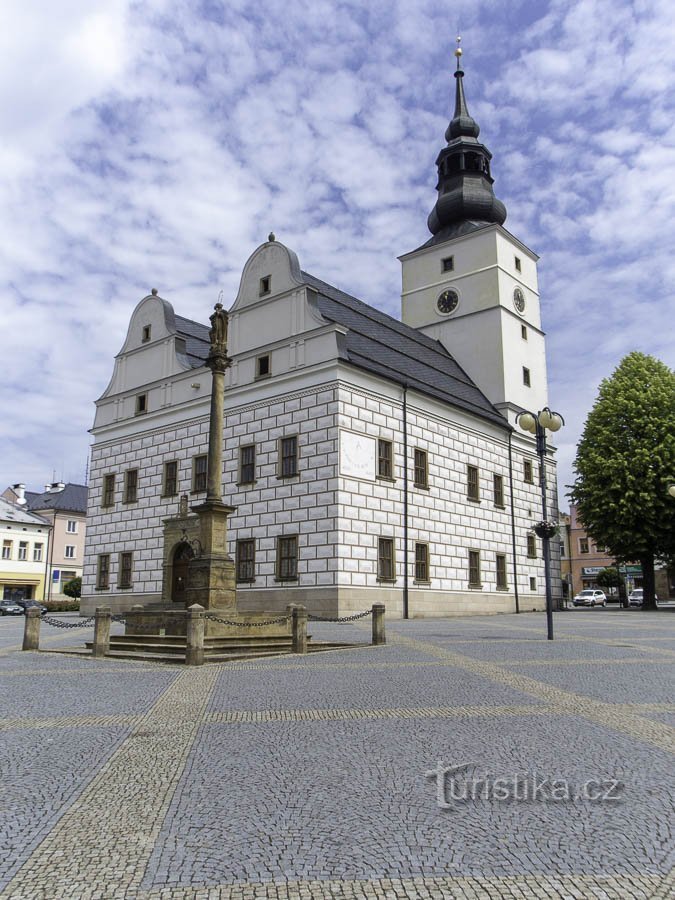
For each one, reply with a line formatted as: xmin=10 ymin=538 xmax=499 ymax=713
xmin=640 ymin=554 xmax=657 ymax=609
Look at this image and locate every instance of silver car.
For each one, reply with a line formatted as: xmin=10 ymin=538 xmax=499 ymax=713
xmin=573 ymin=589 xmax=607 ymax=607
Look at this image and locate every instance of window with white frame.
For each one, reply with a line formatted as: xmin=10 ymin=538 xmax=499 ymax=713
xmin=65 ymin=545 xmax=76 ymax=559
xmin=67 ymin=520 xmax=77 ymax=533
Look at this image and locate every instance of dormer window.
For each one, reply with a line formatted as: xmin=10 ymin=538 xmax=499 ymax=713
xmin=441 ymin=256 xmax=454 ymax=273
xmin=135 ymin=393 xmax=148 ymax=415
xmin=142 ymin=325 xmax=151 ymax=343
xmin=256 ymin=354 xmax=271 ymax=379
xmin=259 ymin=275 xmax=271 ymax=296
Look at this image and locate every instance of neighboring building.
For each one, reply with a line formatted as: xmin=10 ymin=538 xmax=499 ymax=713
xmin=558 ymin=511 xmax=572 ymax=602
xmin=567 ymin=504 xmax=627 ymax=597
xmin=81 ymin=52 xmax=561 ymax=618
xmin=568 ymin=503 xmax=673 ymax=600
xmin=3 ymin=482 xmax=88 ymax=599
xmin=0 ymin=496 xmax=51 ymax=602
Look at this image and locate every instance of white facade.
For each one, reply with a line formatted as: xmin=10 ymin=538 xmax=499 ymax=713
xmin=82 ymin=240 xmax=560 ymax=617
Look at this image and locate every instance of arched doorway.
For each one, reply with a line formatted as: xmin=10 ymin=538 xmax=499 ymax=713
xmin=171 ymin=542 xmax=194 ymax=604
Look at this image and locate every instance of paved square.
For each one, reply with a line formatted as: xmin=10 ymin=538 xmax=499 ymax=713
xmin=0 ymin=609 xmax=673 ymax=899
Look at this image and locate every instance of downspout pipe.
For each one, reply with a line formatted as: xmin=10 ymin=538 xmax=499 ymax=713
xmin=508 ymin=430 xmax=520 ymax=614
xmin=402 ymin=385 xmax=409 ymax=619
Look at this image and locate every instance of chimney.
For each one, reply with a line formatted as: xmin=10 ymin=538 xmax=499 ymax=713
xmin=12 ymin=483 xmax=26 ymax=505
xmin=50 ymin=482 xmax=65 ymax=492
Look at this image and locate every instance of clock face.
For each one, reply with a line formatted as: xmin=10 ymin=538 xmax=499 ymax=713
xmin=437 ymin=289 xmax=459 ymax=315
xmin=513 ymin=287 xmax=526 ymax=314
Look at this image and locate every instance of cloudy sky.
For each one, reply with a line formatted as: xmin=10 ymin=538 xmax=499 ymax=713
xmin=1 ymin=0 xmax=673 ymax=508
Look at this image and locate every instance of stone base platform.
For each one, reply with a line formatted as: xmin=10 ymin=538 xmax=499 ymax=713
xmin=123 ymin=604 xmax=292 ymax=639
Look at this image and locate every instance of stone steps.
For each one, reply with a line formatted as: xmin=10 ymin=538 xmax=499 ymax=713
xmin=83 ymin=634 xmax=364 ymax=664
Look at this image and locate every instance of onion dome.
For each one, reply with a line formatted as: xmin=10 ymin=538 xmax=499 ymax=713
xmin=425 ymin=38 xmax=507 ymax=245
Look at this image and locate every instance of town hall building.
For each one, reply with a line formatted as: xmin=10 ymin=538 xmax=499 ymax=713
xmin=81 ymin=50 xmax=561 ymax=618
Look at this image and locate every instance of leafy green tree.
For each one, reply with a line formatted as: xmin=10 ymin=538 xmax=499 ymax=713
xmin=63 ymin=576 xmax=82 ymax=599
xmin=571 ymin=352 xmax=675 ymax=609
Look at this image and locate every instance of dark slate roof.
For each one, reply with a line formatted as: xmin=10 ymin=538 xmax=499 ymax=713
xmin=175 ymin=315 xmax=210 ymax=367
xmin=25 ymin=483 xmax=88 ymax=514
xmin=302 ymin=272 xmax=509 ymax=429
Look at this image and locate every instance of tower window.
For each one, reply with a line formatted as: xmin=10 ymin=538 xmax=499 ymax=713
xmin=515 ymin=256 xmax=522 ymax=272
xmin=256 ymin=355 xmax=271 ymax=379
xmin=521 ymin=325 xmax=528 ymax=340
xmin=523 ymin=367 xmax=531 ymax=387
xmin=259 ymin=275 xmax=271 ymax=296
xmin=135 ymin=393 xmax=148 ymax=415
xmin=142 ymin=325 xmax=151 ymax=343
xmin=441 ymin=256 xmax=454 ymax=273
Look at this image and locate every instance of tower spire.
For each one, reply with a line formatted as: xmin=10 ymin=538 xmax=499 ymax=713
xmin=425 ymin=38 xmax=507 ymax=246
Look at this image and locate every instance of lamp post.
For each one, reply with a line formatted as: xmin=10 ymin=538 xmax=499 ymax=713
xmin=517 ymin=407 xmax=564 ymax=641
xmin=667 ymin=483 xmax=675 ymax=499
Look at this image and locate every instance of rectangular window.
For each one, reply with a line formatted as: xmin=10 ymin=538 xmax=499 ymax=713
xmin=66 ymin=520 xmax=77 ymax=533
xmin=142 ymin=325 xmax=151 ymax=342
xmin=523 ymin=459 xmax=533 ymax=483
xmin=124 ymin=468 xmax=138 ymax=503
xmin=377 ymin=439 xmax=393 ymax=479
xmin=414 ymin=542 xmax=429 ymax=583
xmin=135 ymin=393 xmax=148 ymax=415
xmin=467 ymin=464 xmax=480 ymax=502
xmin=527 ymin=534 xmax=537 ymax=558
xmin=276 ymin=535 xmax=298 ymax=581
xmin=118 ymin=551 xmax=133 ymax=589
xmin=496 ymin=554 xmax=508 ymax=590
xmin=2 ymin=541 xmax=11 ymax=560
xmin=192 ymin=455 xmax=207 ymax=492
xmin=468 ymin=550 xmax=481 ymax=587
xmin=522 ymin=367 xmax=531 ymax=387
xmin=163 ymin=460 xmax=178 ymax=497
xmin=579 ymin=537 xmax=589 ymax=554
xmin=377 ymin=537 xmax=395 ymax=582
xmin=239 ymin=445 xmax=256 ymax=484
xmin=65 ymin=545 xmax=76 ymax=559
xmin=515 ymin=256 xmax=522 ymax=272
xmin=529 ymin=576 xmax=537 ymax=591
xmin=102 ymin=473 xmax=115 ymax=508
xmin=413 ymin=448 xmax=428 ymax=488
xmin=493 ymin=473 xmax=504 ymax=507
xmin=441 ymin=255 xmax=454 ymax=272
xmin=33 ymin=543 xmax=43 ymax=562
xmin=259 ymin=275 xmax=271 ymax=296
xmin=521 ymin=325 xmax=528 ymax=340
xmin=96 ymin=554 xmax=110 ymax=590
xmin=236 ymin=539 xmax=255 ymax=583
xmin=279 ymin=436 xmax=298 ymax=478
xmin=18 ymin=541 xmax=28 ymax=561
xmin=256 ymin=354 xmax=271 ymax=378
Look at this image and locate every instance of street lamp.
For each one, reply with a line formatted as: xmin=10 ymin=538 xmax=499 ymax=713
xmin=667 ymin=483 xmax=675 ymax=499
xmin=517 ymin=406 xmax=565 ymax=641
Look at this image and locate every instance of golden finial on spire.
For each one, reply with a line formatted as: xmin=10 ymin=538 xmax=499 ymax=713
xmin=455 ymin=34 xmax=462 ymax=58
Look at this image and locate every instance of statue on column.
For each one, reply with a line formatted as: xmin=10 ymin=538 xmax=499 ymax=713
xmin=209 ymin=303 xmax=228 ymax=352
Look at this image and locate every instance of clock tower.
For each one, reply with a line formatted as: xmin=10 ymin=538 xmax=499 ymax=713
xmin=400 ymin=41 xmax=549 ymax=427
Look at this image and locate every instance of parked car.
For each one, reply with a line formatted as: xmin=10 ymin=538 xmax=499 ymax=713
xmin=628 ymin=589 xmax=660 ymax=608
xmin=573 ymin=589 xmax=607 ymax=607
xmin=0 ymin=600 xmax=24 ymax=616
xmin=15 ymin=599 xmax=47 ymax=614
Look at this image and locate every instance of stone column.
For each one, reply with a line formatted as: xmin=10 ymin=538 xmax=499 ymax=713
xmin=372 ymin=602 xmax=386 ymax=645
xmin=205 ymin=303 xmax=231 ymax=502
xmin=292 ymin=604 xmax=308 ymax=654
xmin=22 ymin=607 xmax=42 ymax=651
xmin=93 ymin=607 xmax=112 ymax=658
xmin=186 ymin=603 xmax=205 ymax=666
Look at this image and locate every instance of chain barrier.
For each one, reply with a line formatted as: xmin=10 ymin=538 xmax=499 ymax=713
xmin=307 ymin=609 xmax=372 ymax=623
xmin=40 ymin=615 xmax=96 ymax=629
xmin=204 ymin=613 xmax=291 ymax=627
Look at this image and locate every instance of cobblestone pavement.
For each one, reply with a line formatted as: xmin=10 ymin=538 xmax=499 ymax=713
xmin=0 ymin=609 xmax=673 ymax=899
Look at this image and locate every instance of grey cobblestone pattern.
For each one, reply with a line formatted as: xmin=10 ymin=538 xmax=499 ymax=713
xmin=0 ymin=611 xmax=673 ymax=899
